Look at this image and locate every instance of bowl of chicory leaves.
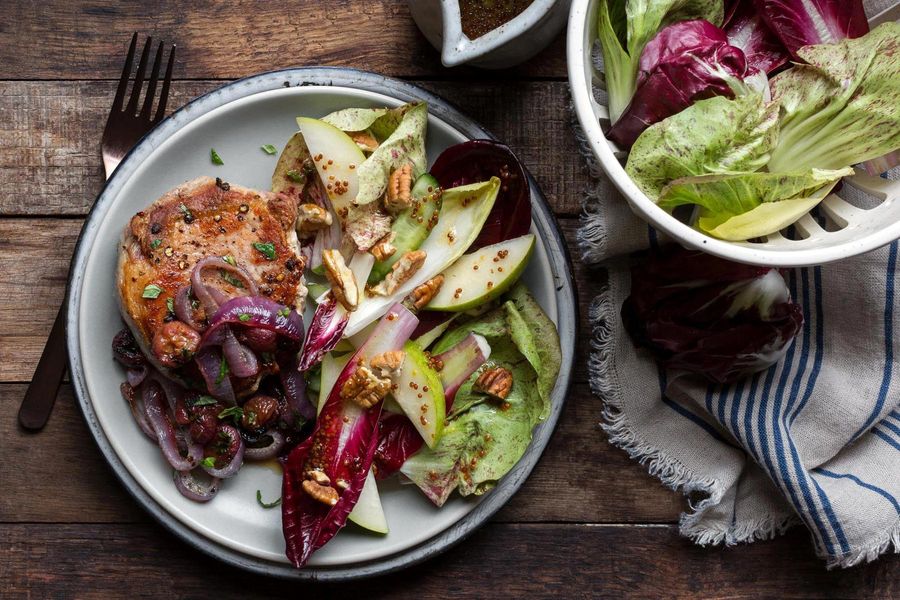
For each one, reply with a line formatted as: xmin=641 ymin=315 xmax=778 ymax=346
xmin=568 ymin=0 xmax=900 ymax=267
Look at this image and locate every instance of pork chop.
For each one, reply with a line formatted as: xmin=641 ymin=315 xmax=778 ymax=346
xmin=117 ymin=176 xmax=307 ymax=370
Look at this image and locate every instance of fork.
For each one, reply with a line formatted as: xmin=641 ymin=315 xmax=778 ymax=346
xmin=17 ymin=34 xmax=175 ymax=431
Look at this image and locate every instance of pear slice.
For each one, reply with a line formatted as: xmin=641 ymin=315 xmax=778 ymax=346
xmin=427 ymin=234 xmax=535 ymax=311
xmin=295 ymin=117 xmax=365 ymax=217
xmin=393 ymin=342 xmax=446 ymax=448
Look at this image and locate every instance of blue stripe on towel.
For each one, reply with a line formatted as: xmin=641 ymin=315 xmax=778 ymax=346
xmin=743 ymin=374 xmax=761 ymax=459
xmin=791 ymin=267 xmax=825 ymax=425
xmin=852 ymin=241 xmax=898 ymax=441
xmin=814 ymin=468 xmax=900 ymax=515
xmin=873 ymin=427 xmax=900 ymax=452
xmin=658 ymin=369 xmax=733 ymax=447
xmin=786 ymin=268 xmax=812 ymax=416
xmin=881 ymin=419 xmax=900 ymax=438
xmin=729 ymin=379 xmax=747 ymax=446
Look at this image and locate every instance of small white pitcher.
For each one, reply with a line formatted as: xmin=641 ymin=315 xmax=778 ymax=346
xmin=409 ymin=0 xmax=571 ymax=68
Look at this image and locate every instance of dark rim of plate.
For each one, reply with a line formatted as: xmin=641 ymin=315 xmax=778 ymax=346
xmin=65 ymin=66 xmax=578 ymax=581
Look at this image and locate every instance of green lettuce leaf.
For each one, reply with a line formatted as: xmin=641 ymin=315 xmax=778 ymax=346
xmin=625 ymin=93 xmax=779 ymax=199
xmin=658 ymin=167 xmax=852 ymax=240
xmin=400 ymin=288 xmax=560 ymax=506
xmin=354 ymin=102 xmax=428 ymax=205
xmin=321 ymin=106 xmax=407 ymax=143
xmin=597 ymin=0 xmax=724 ymax=122
xmin=768 ymin=23 xmax=900 ymax=172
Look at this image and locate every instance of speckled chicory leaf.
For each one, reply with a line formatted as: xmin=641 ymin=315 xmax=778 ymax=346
xmin=401 ymin=285 xmax=560 ymax=506
xmin=340 ymin=102 xmax=428 ymax=206
xmin=658 ymin=167 xmax=853 ymax=240
xmin=767 ymin=23 xmax=900 ymax=173
xmin=625 ymin=93 xmax=779 ymax=199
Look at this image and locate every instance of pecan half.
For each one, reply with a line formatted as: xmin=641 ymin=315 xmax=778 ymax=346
xmin=340 ymin=365 xmax=392 ymax=409
xmin=322 ymin=249 xmax=359 ymax=311
xmin=474 ymin=367 xmax=513 ymax=400
xmin=349 ymin=130 xmax=379 ymax=152
xmin=369 ymin=232 xmax=397 ymax=261
xmin=296 ymin=203 xmax=333 ymax=238
xmin=370 ymin=350 xmax=405 ymax=380
xmin=305 ymin=469 xmax=331 ymax=486
xmin=411 ymin=275 xmax=444 ymax=310
xmin=385 ymin=163 xmax=413 ymax=213
xmin=367 ymin=250 xmax=426 ymax=297
xmin=302 ymin=479 xmax=339 ymax=506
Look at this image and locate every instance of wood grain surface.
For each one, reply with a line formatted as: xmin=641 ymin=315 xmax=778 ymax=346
xmin=1 ymin=1 xmax=897 ymax=598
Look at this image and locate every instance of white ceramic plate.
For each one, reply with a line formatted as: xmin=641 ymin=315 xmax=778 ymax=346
xmin=67 ymin=68 xmax=576 ymax=580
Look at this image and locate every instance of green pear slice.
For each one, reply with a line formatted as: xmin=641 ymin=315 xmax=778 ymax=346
xmin=295 ymin=117 xmax=365 ymax=216
xmin=427 ymin=234 xmax=535 ymax=311
xmin=348 ymin=468 xmax=388 ymax=534
xmin=393 ymin=342 xmax=446 ymax=448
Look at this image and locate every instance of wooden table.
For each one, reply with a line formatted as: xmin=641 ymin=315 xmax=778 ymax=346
xmin=1 ymin=2 xmax=897 ymax=597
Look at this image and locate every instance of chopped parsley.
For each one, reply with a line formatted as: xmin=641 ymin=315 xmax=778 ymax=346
xmin=166 ymin=297 xmax=175 ymax=314
xmin=222 ymin=254 xmax=237 ymax=266
xmin=238 ymin=313 xmax=251 ymax=322
xmin=278 ymin=306 xmax=291 ymax=318
xmin=192 ymin=395 xmax=218 ymax=407
xmin=285 ymin=169 xmax=304 ymax=183
xmin=200 ymin=456 xmax=216 ymax=468
xmin=210 ymin=148 xmax=224 ymax=165
xmin=150 ymin=239 xmax=162 ymax=249
xmin=256 ymin=490 xmax=282 ymax=509
xmin=215 ymin=356 xmax=229 ymax=384
xmin=260 ymin=144 xmax=278 ymax=155
xmin=178 ymin=203 xmax=194 ymax=222
xmin=218 ymin=406 xmax=243 ymax=423
xmin=142 ymin=284 xmax=163 ymax=299
xmin=220 ymin=270 xmax=245 ymax=288
xmin=253 ymin=242 xmax=277 ymax=260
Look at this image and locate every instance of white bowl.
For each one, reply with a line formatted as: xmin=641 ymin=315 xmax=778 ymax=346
xmin=567 ymin=0 xmax=900 ymax=267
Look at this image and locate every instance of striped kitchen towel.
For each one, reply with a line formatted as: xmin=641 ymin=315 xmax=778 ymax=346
xmin=578 ymin=162 xmax=900 ymax=567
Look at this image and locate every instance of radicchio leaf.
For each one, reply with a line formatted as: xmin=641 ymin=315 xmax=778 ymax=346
xmin=724 ymin=0 xmax=790 ymax=74
xmin=755 ymin=0 xmax=869 ymax=59
xmin=373 ymin=414 xmax=424 ymax=479
xmin=298 ymin=295 xmax=349 ymax=371
xmin=621 ymin=247 xmax=803 ymax=384
xmin=430 ymin=140 xmax=530 ymax=250
xmin=281 ymin=304 xmax=418 ymax=567
xmin=608 ymin=20 xmax=754 ymax=149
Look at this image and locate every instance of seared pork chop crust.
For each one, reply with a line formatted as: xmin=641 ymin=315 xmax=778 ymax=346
xmin=117 ymin=176 xmax=306 ymax=364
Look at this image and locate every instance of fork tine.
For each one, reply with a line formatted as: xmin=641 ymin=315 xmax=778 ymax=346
xmin=139 ymin=41 xmax=164 ymax=120
xmin=154 ymin=44 xmax=176 ymax=123
xmin=111 ymin=33 xmax=138 ymax=113
xmin=126 ymin=36 xmax=153 ymax=115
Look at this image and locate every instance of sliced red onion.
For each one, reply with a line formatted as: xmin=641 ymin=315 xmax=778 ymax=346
xmin=196 ymin=348 xmax=237 ymax=405
xmin=244 ymin=429 xmax=286 ymax=461
xmin=174 ymin=470 xmax=221 ymax=502
xmin=207 ymin=296 xmax=305 ymax=343
xmin=221 ymin=326 xmax=259 ymax=378
xmin=121 ymin=382 xmax=155 ymax=440
xmin=191 ymin=256 xmax=259 ymax=314
xmin=202 ymin=424 xmax=244 ymax=479
xmin=143 ymin=381 xmax=203 ymax=471
xmin=126 ymin=365 xmax=149 ymax=388
xmin=279 ymin=356 xmax=315 ymax=422
xmin=174 ymin=285 xmax=206 ymax=331
xmin=242 ymin=327 xmax=278 ymax=353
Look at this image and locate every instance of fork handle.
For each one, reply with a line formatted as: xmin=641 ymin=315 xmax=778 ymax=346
xmin=18 ymin=303 xmax=67 ymax=431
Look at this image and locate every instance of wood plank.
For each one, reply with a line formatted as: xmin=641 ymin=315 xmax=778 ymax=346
xmin=2 ymin=523 xmax=896 ymax=598
xmin=0 ymin=218 xmax=600 ymax=383
xmin=0 ymin=80 xmax=587 ymax=217
xmin=0 ymin=1 xmax=566 ymax=80
xmin=0 ymin=382 xmax=679 ymax=524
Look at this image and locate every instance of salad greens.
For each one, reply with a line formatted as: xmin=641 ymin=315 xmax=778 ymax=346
xmin=767 ymin=23 xmax=900 ymax=173
xmin=597 ymin=0 xmax=724 ymax=122
xmin=625 ymin=93 xmax=778 ymax=199
xmin=402 ymin=284 xmax=560 ymax=506
xmin=598 ymin=0 xmax=900 ymax=241
xmin=658 ymin=167 xmax=852 ymax=240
